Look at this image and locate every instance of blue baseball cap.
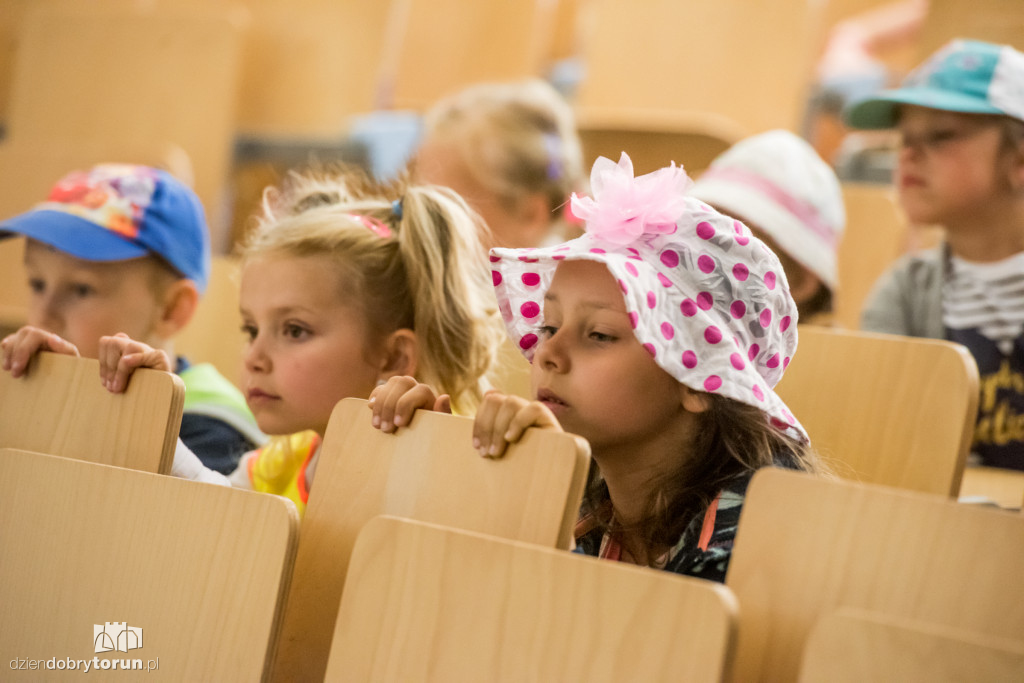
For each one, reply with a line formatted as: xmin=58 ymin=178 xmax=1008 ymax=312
xmin=844 ymin=39 xmax=1024 ymax=130
xmin=0 ymin=164 xmax=211 ymax=293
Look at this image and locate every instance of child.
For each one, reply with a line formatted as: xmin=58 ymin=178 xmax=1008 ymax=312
xmin=51 ymin=168 xmax=505 ymax=515
xmin=690 ymin=130 xmax=846 ymax=326
xmin=412 ymin=78 xmax=585 ymax=249
xmin=0 ymin=164 xmax=263 ymax=473
xmin=370 ymin=153 xmax=828 ymax=581
xmin=845 ymin=39 xmax=1024 ymax=471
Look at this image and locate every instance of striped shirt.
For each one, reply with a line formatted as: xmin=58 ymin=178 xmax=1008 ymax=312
xmin=943 ymin=252 xmax=1024 ymax=355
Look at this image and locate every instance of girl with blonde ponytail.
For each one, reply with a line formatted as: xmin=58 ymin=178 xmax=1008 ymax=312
xmin=92 ymin=165 xmax=504 ymax=516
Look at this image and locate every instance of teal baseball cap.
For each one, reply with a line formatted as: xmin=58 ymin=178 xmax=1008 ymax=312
xmin=844 ymin=39 xmax=1024 ymax=130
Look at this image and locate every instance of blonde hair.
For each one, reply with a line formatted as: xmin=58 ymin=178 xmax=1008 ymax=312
xmin=243 ymin=167 xmax=504 ymax=414
xmin=421 ymin=78 xmax=584 ymax=228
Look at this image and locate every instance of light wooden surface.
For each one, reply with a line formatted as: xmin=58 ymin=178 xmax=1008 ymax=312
xmin=326 ymin=516 xmax=738 ymax=683
xmin=833 ymin=182 xmax=908 ymax=331
xmin=726 ymin=468 xmax=1024 ymax=682
xmin=0 ymin=352 xmax=184 ymax=474
xmin=916 ymin=0 xmax=1024 ymax=58
xmin=0 ymin=447 xmax=298 ymax=682
xmin=959 ymin=465 xmax=1024 ymax=511
xmin=798 ymin=608 xmax=1024 ymax=682
xmin=575 ymin=0 xmax=823 ymax=135
xmin=235 ymin=0 xmax=390 ymax=136
xmin=776 ymin=325 xmax=978 ymax=496
xmin=384 ymin=0 xmax=558 ymax=110
xmin=270 ymin=397 xmax=591 ymax=683
xmin=575 ymin=109 xmax=746 ymax=178
xmin=175 ymin=256 xmax=246 ymax=388
xmin=2 ymin=2 xmax=245 ymax=247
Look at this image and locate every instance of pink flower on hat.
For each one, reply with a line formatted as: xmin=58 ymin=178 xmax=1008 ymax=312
xmin=570 ymin=153 xmax=692 ymax=245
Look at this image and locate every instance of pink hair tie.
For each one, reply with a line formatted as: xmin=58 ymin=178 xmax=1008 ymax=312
xmin=348 ymin=214 xmax=392 ymax=239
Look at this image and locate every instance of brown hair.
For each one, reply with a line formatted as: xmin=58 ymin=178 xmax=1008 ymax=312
xmin=584 ymin=393 xmax=829 ymax=558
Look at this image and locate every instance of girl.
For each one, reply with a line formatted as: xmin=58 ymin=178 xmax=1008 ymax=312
xmin=15 ymin=167 xmax=506 ymax=513
xmin=846 ymin=40 xmax=1024 ymax=470
xmin=371 ymin=153 xmax=829 ymax=581
xmin=412 ymin=78 xmax=585 ymax=249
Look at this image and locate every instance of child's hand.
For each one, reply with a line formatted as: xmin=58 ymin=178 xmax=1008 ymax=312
xmin=368 ymin=375 xmax=451 ymax=433
xmin=1 ymin=326 xmax=80 ymax=378
xmin=98 ymin=333 xmax=172 ymax=393
xmin=473 ymin=390 xmax=562 ymax=458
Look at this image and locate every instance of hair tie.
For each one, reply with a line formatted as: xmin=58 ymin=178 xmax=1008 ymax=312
xmin=391 ymin=198 xmax=404 ymax=220
xmin=348 ymin=214 xmax=392 ymax=239
xmin=543 ymin=132 xmax=562 ymax=181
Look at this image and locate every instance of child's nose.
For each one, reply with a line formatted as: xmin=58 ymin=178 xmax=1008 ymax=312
xmin=242 ymin=335 xmax=270 ymax=372
xmin=535 ymin=333 xmax=569 ymax=373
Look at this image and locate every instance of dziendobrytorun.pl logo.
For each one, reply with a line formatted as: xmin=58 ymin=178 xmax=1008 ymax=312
xmin=8 ymin=622 xmax=159 ymax=673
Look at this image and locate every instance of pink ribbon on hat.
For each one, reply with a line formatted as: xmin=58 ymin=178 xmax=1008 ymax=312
xmin=697 ymin=167 xmax=838 ymax=248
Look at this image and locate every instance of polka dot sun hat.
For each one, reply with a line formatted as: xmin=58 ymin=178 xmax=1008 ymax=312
xmin=490 ymin=153 xmax=807 ymax=442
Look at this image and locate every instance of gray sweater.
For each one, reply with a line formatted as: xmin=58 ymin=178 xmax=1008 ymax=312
xmin=860 ymin=245 xmax=946 ymax=339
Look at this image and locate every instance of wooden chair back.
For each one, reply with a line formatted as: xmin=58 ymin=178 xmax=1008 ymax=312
xmin=575 ymin=0 xmax=824 ymax=135
xmin=833 ymin=182 xmax=909 ymax=330
xmin=175 ymin=256 xmax=245 ymax=388
xmin=959 ymin=465 xmax=1024 ymax=510
xmin=0 ymin=447 xmax=298 ymax=682
xmin=726 ymin=468 xmax=1024 ymax=682
xmin=0 ymin=352 xmax=184 ymax=474
xmin=325 ymin=516 xmax=738 ymax=683
xmin=776 ymin=325 xmax=978 ymax=496
xmin=798 ymin=608 xmax=1024 ymax=682
xmin=270 ymin=397 xmax=591 ymax=682
xmin=917 ymin=0 xmax=1024 ymax=57
xmin=234 ymin=0 xmax=391 ymax=137
xmin=2 ymin=2 xmax=245 ymax=246
xmin=576 ymin=109 xmax=745 ymax=177
xmin=383 ymin=0 xmax=558 ymax=110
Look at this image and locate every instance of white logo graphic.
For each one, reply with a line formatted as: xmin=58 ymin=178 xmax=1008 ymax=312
xmin=93 ymin=623 xmax=143 ymax=654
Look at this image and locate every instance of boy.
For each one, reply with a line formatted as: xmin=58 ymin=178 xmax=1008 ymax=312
xmin=0 ymin=164 xmax=264 ymax=473
xmin=845 ymin=39 xmax=1024 ymax=470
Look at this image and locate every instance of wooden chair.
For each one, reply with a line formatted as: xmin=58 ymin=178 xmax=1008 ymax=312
xmin=574 ymin=0 xmax=824 ymax=136
xmin=0 ymin=352 xmax=184 ymax=474
xmin=775 ymin=325 xmax=978 ymax=496
xmin=383 ymin=0 xmax=559 ymax=110
xmin=916 ymin=0 xmax=1024 ymax=58
xmin=270 ymin=397 xmax=591 ymax=682
xmin=833 ymin=182 xmax=909 ymax=330
xmin=0 ymin=447 xmax=298 ymax=682
xmin=725 ymin=467 xmax=1024 ymax=682
xmin=325 ymin=515 xmax=738 ymax=683
xmin=959 ymin=465 xmax=1024 ymax=511
xmin=175 ymin=256 xmax=246 ymax=388
xmin=1 ymin=2 xmax=245 ymax=248
xmin=798 ymin=607 xmax=1024 ymax=682
xmin=576 ymin=109 xmax=746 ymax=178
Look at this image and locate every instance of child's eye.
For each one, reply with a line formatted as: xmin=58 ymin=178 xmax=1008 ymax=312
xmin=70 ymin=283 xmax=96 ymax=298
xmin=538 ymin=325 xmax=558 ymax=339
xmin=241 ymin=323 xmax=257 ymax=341
xmin=283 ymin=323 xmax=310 ymax=340
xmin=27 ymin=278 xmax=45 ymax=294
xmin=589 ymin=331 xmax=616 ymax=343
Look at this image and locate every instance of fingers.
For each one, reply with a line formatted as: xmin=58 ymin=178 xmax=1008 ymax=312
xmin=98 ymin=333 xmax=172 ymax=393
xmin=1 ymin=326 xmax=80 ymax=378
xmin=472 ymin=392 xmax=562 ymax=459
xmin=367 ymin=376 xmax=440 ymax=433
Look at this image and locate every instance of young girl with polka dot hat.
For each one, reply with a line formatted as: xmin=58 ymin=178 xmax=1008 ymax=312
xmin=370 ymin=153 xmax=828 ymax=581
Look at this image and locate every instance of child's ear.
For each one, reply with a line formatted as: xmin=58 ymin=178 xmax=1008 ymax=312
xmin=154 ymin=279 xmax=199 ymax=338
xmin=679 ymin=384 xmax=711 ymax=414
xmin=378 ymin=329 xmax=418 ymax=380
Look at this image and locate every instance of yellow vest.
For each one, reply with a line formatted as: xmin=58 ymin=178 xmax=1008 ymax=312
xmin=247 ymin=431 xmax=320 ymax=517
